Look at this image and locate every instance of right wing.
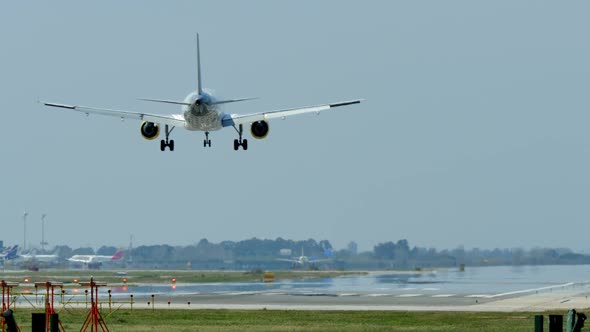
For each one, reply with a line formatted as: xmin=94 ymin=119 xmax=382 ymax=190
xmin=276 ymin=258 xmax=298 ymax=263
xmin=222 ymin=99 xmax=363 ymax=127
xmin=43 ymin=102 xmax=186 ymax=127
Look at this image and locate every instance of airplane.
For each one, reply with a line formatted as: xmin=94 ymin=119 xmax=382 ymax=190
xmin=1 ymin=246 xmax=59 ymax=271
xmin=68 ymin=249 xmax=124 ymax=269
xmin=0 ymin=245 xmax=19 ymax=261
xmin=42 ymin=34 xmax=363 ymax=151
xmin=19 ymin=251 xmax=59 ymax=263
xmin=277 ymin=248 xmax=331 ymax=266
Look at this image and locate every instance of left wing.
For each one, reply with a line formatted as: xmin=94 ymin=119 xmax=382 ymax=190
xmin=43 ymin=102 xmax=186 ymax=127
xmin=222 ymin=99 xmax=363 ymax=127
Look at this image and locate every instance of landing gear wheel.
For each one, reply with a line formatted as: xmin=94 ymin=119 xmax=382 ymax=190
xmin=160 ymin=124 xmax=176 ymax=151
xmin=203 ymin=132 xmax=212 ymax=148
xmin=232 ymin=124 xmax=249 ymax=151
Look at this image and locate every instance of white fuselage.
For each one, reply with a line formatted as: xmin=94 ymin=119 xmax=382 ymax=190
xmin=182 ymin=91 xmax=225 ymax=131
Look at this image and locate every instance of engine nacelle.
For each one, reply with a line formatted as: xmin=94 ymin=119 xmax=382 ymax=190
xmin=140 ymin=121 xmax=160 ymax=140
xmin=250 ymin=120 xmax=269 ymax=139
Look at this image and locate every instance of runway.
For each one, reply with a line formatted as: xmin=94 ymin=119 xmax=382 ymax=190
xmin=21 ymin=265 xmax=589 ymax=312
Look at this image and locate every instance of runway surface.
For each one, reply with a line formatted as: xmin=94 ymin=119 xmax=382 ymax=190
xmin=14 ymin=265 xmax=590 ymax=311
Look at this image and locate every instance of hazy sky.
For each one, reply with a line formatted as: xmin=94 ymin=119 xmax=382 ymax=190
xmin=2 ymin=1 xmax=590 ymax=252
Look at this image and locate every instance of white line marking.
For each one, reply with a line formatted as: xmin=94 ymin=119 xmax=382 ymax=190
xmin=432 ymin=294 xmax=455 ymax=298
xmin=487 ymin=282 xmax=575 ymax=298
xmin=398 ymin=294 xmax=423 ymax=297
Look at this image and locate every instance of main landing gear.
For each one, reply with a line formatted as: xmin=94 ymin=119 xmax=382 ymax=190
xmin=233 ymin=124 xmax=248 ymax=151
xmin=203 ymin=131 xmax=212 ymax=147
xmin=160 ymin=124 xmax=175 ymax=151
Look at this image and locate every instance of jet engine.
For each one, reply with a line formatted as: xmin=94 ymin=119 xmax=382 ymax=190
xmin=250 ymin=120 xmax=269 ymax=139
xmin=140 ymin=121 xmax=160 ymax=140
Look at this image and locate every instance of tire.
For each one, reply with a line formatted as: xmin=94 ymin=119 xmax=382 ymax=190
xmin=242 ymin=139 xmax=248 ymax=150
xmin=203 ymin=140 xmax=207 ymax=147
xmin=160 ymin=140 xmax=166 ymax=151
xmin=208 ymin=140 xmax=211 ymax=147
xmin=233 ymin=139 xmax=239 ymax=151
xmin=169 ymin=140 xmax=175 ymax=151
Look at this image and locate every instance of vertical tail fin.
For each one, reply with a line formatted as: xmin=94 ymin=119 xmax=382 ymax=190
xmin=111 ymin=249 xmax=124 ymax=261
xmin=196 ymin=33 xmax=203 ymax=95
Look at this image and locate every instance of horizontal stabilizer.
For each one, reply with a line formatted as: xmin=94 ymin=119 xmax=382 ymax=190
xmin=138 ymin=98 xmax=192 ymax=106
xmin=209 ymin=97 xmax=258 ymax=106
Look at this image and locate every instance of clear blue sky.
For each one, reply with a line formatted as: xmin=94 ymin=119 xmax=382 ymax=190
xmin=1 ymin=1 xmax=590 ymax=252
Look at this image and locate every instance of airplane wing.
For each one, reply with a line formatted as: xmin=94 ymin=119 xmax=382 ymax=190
xmin=309 ymin=259 xmax=331 ymax=263
xmin=42 ymin=102 xmax=186 ymax=127
xmin=222 ymin=99 xmax=363 ymax=127
xmin=276 ymin=258 xmax=298 ymax=263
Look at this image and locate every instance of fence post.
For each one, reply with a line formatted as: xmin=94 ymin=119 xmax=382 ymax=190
xmin=31 ymin=312 xmax=46 ymax=332
xmin=549 ymin=315 xmax=563 ymax=332
xmin=534 ymin=315 xmax=543 ymax=332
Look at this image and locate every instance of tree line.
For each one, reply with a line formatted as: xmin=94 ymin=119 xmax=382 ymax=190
xmin=19 ymin=238 xmax=590 ymax=270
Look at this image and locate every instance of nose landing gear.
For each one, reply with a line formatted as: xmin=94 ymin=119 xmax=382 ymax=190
xmin=203 ymin=131 xmax=212 ymax=147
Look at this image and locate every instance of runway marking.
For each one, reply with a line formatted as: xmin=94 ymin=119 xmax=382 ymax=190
xmin=397 ymin=294 xmax=423 ymax=297
xmin=400 ymin=287 xmax=417 ymax=291
xmin=338 ymin=293 xmax=360 ymax=297
xmin=421 ymin=288 xmax=440 ymax=291
xmin=225 ymin=291 xmax=258 ymax=296
xmin=432 ymin=294 xmax=455 ymax=298
xmin=487 ymin=282 xmax=575 ymax=299
xmin=367 ymin=293 xmax=390 ymax=297
xmin=465 ymin=295 xmax=489 ymax=298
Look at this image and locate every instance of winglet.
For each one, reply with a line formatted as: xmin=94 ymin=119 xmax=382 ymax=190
xmin=196 ymin=33 xmax=203 ymax=95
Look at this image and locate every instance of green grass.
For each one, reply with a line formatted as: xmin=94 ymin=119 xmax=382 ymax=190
xmin=7 ymin=309 xmax=546 ymax=331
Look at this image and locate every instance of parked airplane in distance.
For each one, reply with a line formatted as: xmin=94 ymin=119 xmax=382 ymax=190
xmin=19 ymin=251 xmax=59 ymax=263
xmin=43 ymin=34 xmax=363 ymax=151
xmin=0 ymin=245 xmax=19 ymax=261
xmin=68 ymin=249 xmax=124 ymax=269
xmin=277 ymin=248 xmax=331 ymax=266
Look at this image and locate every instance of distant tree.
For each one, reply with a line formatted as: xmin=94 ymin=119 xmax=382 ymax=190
xmin=394 ymin=240 xmax=410 ymax=267
xmin=72 ymin=247 xmax=95 ymax=255
xmin=133 ymin=245 xmax=175 ymax=262
xmin=374 ymin=242 xmax=395 ymax=260
xmin=347 ymin=241 xmax=358 ymax=255
xmin=96 ymin=246 xmax=117 ymax=256
xmin=451 ymin=246 xmax=465 ymax=266
xmin=53 ymin=245 xmax=72 ymax=260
